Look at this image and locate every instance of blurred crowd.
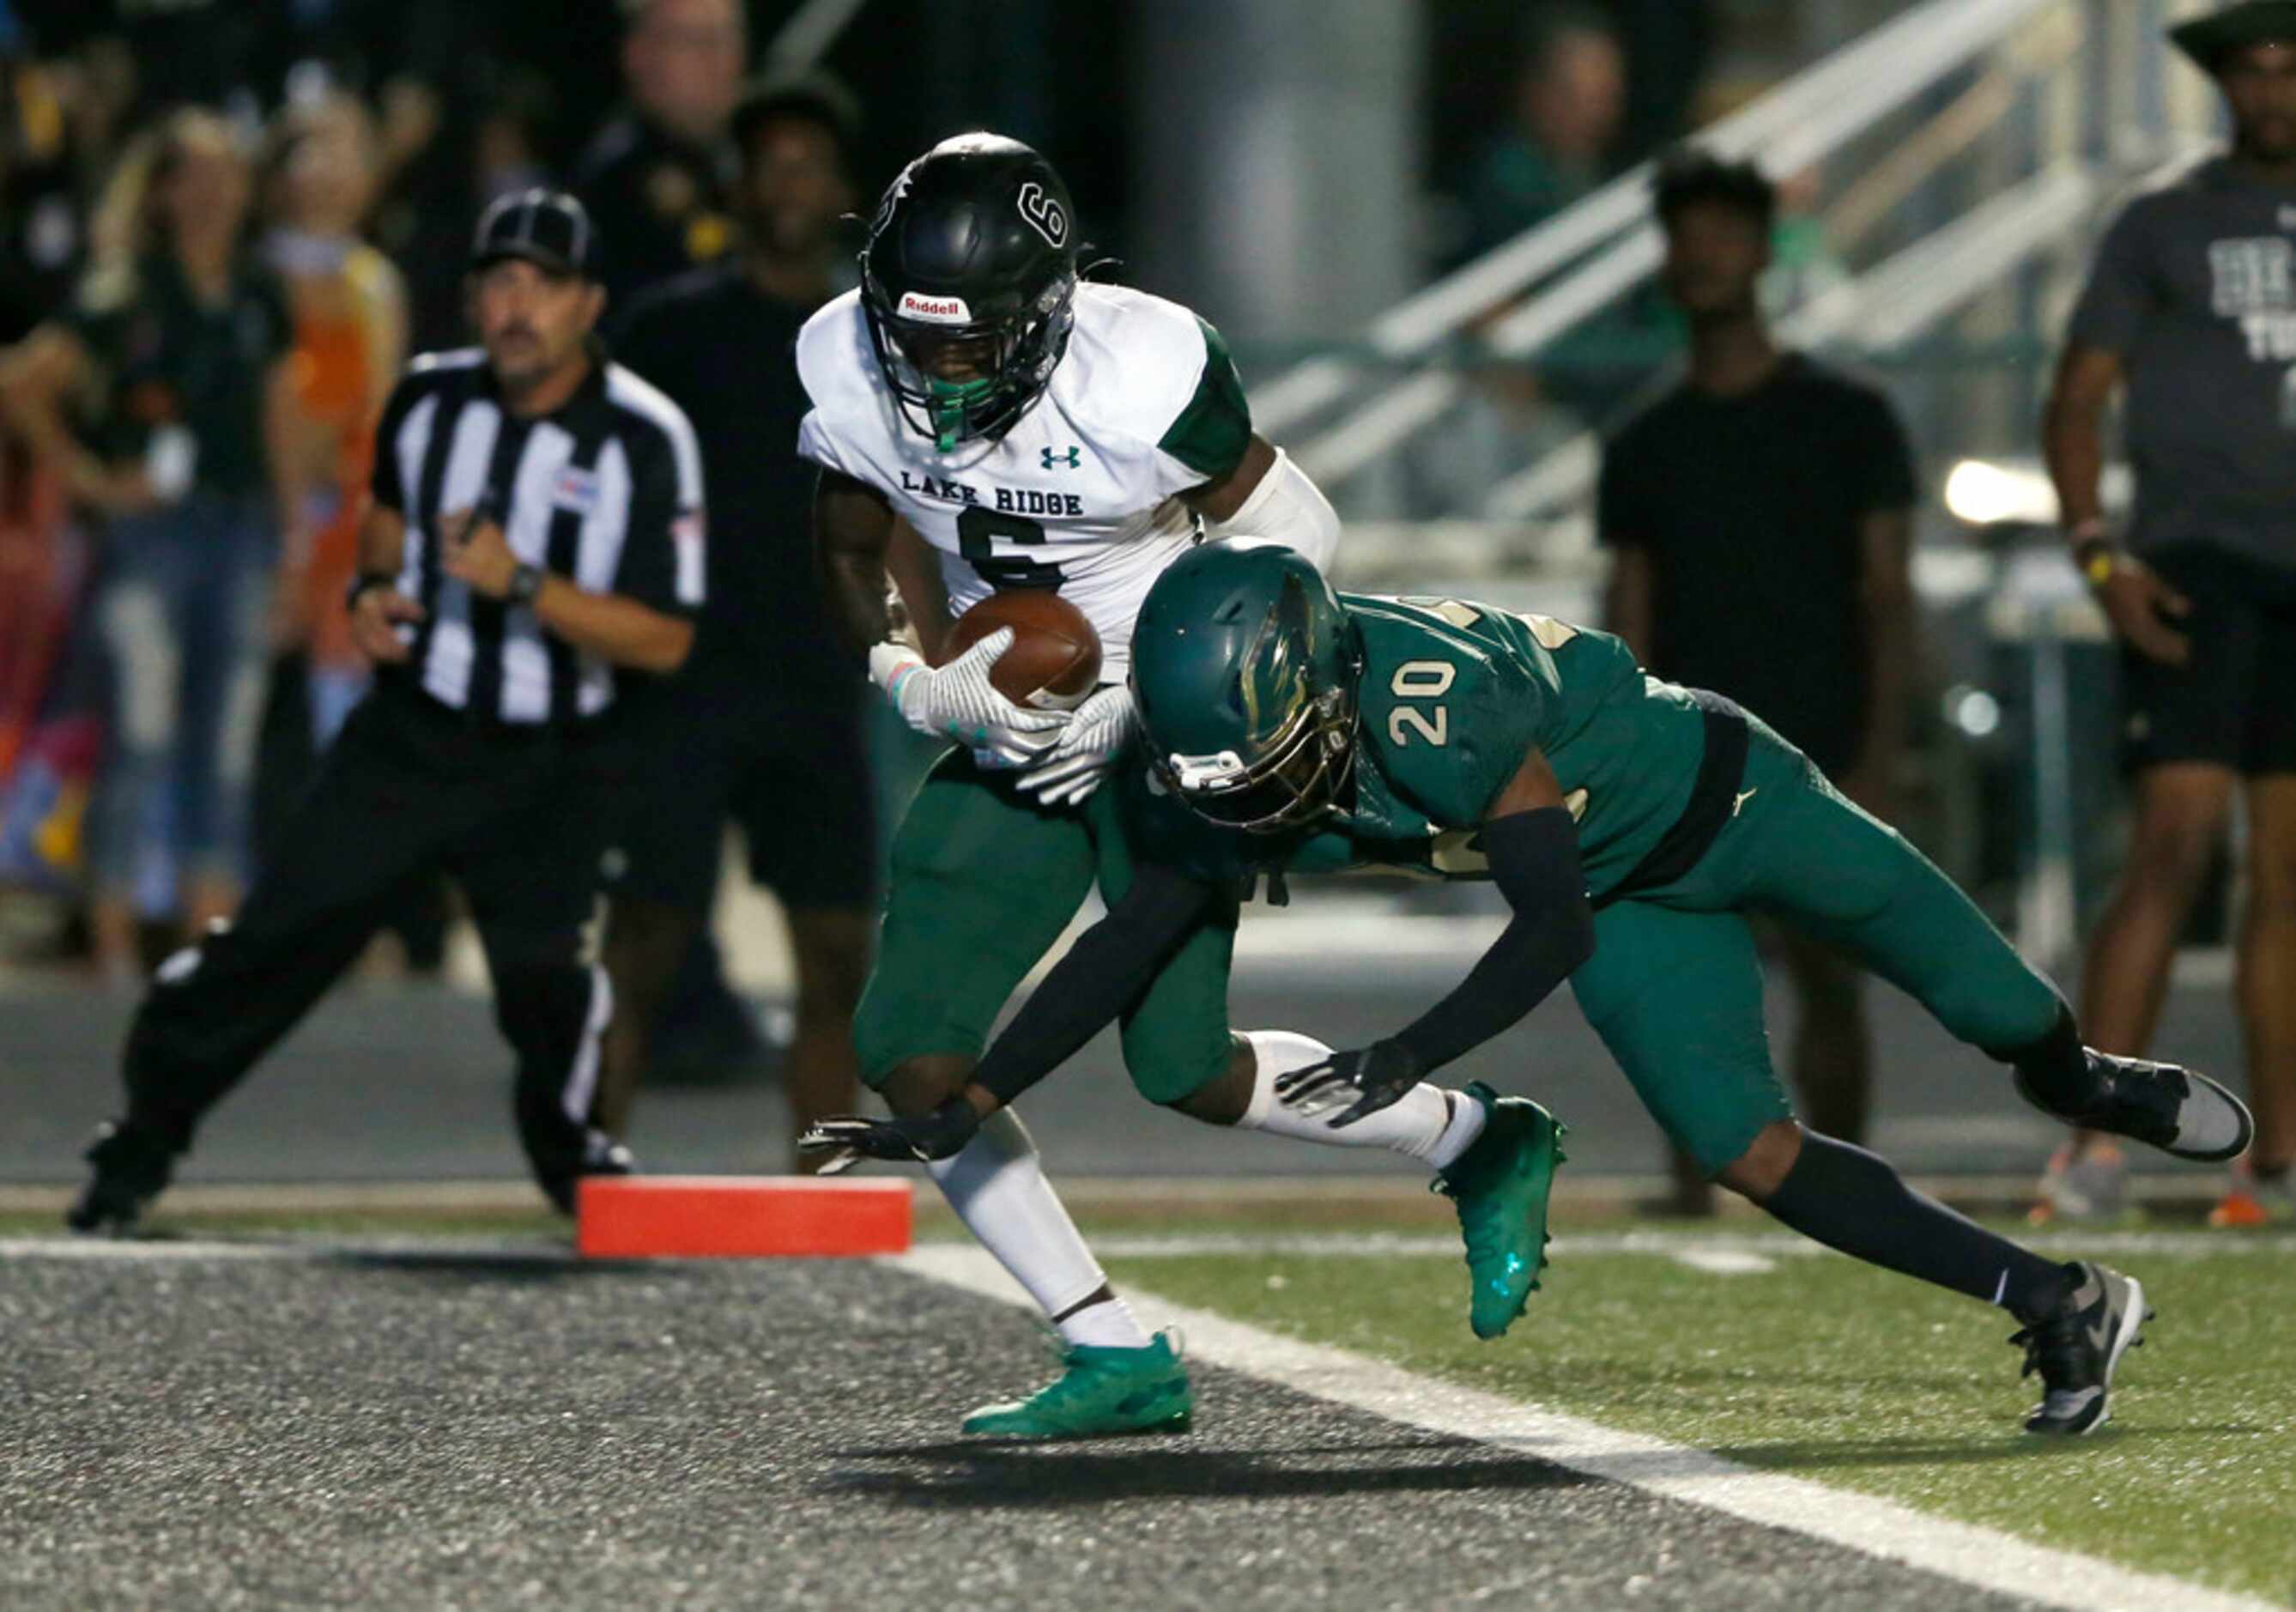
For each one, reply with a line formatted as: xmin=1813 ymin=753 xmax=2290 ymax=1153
xmin=1412 ymin=3 xmax=1840 ymax=510
xmin=0 ymin=0 xmax=776 ymax=978
xmin=0 ymin=0 xmax=1733 ymax=979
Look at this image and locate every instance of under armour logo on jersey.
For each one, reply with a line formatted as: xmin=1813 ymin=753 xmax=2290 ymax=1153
xmin=1042 ymin=445 xmax=1081 ymax=470
xmin=1018 ymin=181 xmax=1069 ymax=248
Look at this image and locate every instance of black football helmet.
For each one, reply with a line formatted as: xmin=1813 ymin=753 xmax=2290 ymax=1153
xmin=860 ymin=132 xmax=1079 ymax=451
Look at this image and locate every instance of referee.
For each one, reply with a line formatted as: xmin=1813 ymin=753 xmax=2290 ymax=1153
xmin=68 ymin=191 xmax=706 ymax=1231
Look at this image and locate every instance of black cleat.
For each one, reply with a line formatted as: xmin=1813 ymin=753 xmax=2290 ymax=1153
xmin=2010 ymin=1261 xmax=2148 ymax=1435
xmin=2014 ymin=1050 xmax=2253 ymax=1163
xmin=65 ymin=1120 xmax=175 ymax=1236
xmin=540 ymin=1133 xmax=637 ymax=1215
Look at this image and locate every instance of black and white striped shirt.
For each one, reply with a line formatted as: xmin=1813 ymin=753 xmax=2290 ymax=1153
xmin=370 ymin=347 xmax=705 ymax=724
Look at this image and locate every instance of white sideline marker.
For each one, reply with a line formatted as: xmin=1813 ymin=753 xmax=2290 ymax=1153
xmin=1667 ymin=1246 xmax=1778 ymax=1276
xmin=894 ymin=1243 xmax=2276 ymax=1612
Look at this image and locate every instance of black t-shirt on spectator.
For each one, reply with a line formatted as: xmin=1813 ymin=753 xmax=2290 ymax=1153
xmin=65 ymin=253 xmax=292 ymax=500
xmin=571 ymin=109 xmax=736 ymax=308
xmin=1597 ymin=354 xmax=1917 ymax=775
xmin=611 ymin=263 xmax=844 ymax=712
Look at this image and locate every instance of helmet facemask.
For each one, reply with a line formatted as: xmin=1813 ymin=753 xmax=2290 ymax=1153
xmin=1148 ymin=573 xmax=1362 ymax=834
xmin=862 ymin=270 xmax=1075 ymax=451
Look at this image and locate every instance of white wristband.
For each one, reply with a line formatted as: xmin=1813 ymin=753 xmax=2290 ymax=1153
xmin=868 ymin=643 xmax=929 ymax=719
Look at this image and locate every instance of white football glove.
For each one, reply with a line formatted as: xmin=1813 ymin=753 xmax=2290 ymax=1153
xmin=1017 ymin=683 xmax=1141 ymax=807
xmin=870 ymin=628 xmax=1066 ymax=767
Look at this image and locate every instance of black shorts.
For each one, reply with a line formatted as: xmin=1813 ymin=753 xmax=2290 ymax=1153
xmin=2121 ymin=542 xmax=2296 ymax=777
xmin=605 ymin=682 xmax=876 ymax=916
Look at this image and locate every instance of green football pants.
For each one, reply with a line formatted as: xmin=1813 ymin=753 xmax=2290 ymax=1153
xmin=852 ymin=748 xmax=1239 ymax=1104
xmin=1570 ymin=718 xmax=2066 ymax=1174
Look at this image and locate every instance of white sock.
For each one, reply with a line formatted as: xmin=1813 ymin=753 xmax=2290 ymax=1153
xmin=1233 ymin=1029 xmax=1486 ymax=1171
xmin=926 ymin=1108 xmax=1146 ymax=1344
xmin=1056 ymin=1295 xmax=1151 ymax=1350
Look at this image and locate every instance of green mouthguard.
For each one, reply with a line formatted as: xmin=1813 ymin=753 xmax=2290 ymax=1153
xmin=928 ymin=375 xmax=996 ymax=452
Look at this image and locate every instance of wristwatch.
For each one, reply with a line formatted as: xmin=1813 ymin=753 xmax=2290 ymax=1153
xmin=2071 ymin=536 xmax=2118 ymax=588
xmin=506 ymin=562 xmax=545 ymax=607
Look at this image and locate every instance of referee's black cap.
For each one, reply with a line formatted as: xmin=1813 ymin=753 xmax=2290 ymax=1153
xmin=471 ymin=188 xmax=597 ymax=280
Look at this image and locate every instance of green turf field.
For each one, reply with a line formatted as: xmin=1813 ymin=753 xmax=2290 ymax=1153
xmin=1106 ymin=1234 xmax=2296 ymax=1604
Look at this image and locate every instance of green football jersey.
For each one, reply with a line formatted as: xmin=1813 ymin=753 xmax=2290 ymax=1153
xmin=1124 ymin=593 xmax=1709 ymax=893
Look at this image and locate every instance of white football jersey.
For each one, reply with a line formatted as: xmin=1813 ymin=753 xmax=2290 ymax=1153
xmin=796 ymin=282 xmax=1251 ymax=676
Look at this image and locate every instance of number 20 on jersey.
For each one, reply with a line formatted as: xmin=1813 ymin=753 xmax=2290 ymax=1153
xmin=1389 ymin=660 xmax=1454 ymax=746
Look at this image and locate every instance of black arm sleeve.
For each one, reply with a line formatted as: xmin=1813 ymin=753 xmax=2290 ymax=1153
xmin=1390 ymin=806 xmax=1596 ymax=1073
xmin=971 ymin=864 xmax=1223 ymax=1107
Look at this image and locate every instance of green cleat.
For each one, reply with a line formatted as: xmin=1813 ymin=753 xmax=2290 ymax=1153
xmin=960 ymin=1331 xmax=1194 ymax=1439
xmin=1437 ymin=1083 xmax=1566 ymax=1341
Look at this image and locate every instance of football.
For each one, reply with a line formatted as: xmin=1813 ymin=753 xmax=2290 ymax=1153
xmin=942 ymin=590 xmax=1102 ymax=711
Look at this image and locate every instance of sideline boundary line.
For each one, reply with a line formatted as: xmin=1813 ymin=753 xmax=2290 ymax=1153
xmin=1062 ymin=1227 xmax=2296 ymax=1259
xmin=893 ymin=1243 xmax=2275 ymax=1612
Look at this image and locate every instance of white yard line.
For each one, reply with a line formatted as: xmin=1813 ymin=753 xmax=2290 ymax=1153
xmin=894 ymin=1242 xmax=2277 ymax=1612
xmin=1057 ymin=1227 xmax=2296 ymax=1260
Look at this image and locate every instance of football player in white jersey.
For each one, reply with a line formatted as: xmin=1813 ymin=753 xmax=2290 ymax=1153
xmin=801 ymin=133 xmax=1478 ymax=1440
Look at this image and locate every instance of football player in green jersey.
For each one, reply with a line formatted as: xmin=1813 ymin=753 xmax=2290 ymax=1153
xmin=809 ymin=542 xmax=2257 ymax=1436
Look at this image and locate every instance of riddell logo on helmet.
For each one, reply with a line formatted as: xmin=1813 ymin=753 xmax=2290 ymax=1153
xmin=898 ymin=291 xmax=972 ymax=324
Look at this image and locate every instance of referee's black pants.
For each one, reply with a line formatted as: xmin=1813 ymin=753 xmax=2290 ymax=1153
xmin=118 ymin=682 xmax=632 ymax=1208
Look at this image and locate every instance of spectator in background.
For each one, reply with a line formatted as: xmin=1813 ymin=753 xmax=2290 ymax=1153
xmin=1605 ymin=0 xmax=1715 ymax=167
xmin=1417 ymin=7 xmax=1637 ymax=513
xmin=2038 ymin=3 xmax=2296 ymax=1227
xmin=1601 ymin=152 xmax=1917 ymax=1215
xmin=380 ymin=63 xmax=556 ymax=354
xmin=101 ymin=0 xmax=270 ymax=126
xmin=0 ymin=351 xmax=88 ymax=910
xmin=571 ymin=0 xmax=744 ymax=309
xmin=261 ymin=88 xmax=405 ymax=746
xmin=0 ymin=45 xmax=90 ymax=343
xmin=249 ymin=88 xmax=449 ymax=977
xmin=1760 ymin=164 xmax=1851 ymax=319
xmin=576 ymin=0 xmax=766 ymax=1082
xmin=597 ymin=75 xmax=871 ymax=1160
xmin=0 ymin=109 xmax=300 ymax=983
xmin=0 ymin=31 xmax=104 ymax=937
xmin=1456 ymin=7 xmax=1626 ymax=264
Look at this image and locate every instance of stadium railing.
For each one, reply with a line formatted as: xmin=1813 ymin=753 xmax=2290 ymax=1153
xmin=1243 ymin=0 xmax=2220 ymax=964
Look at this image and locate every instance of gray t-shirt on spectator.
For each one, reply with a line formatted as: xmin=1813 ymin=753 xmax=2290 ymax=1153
xmin=2069 ymin=156 xmax=2296 ymax=569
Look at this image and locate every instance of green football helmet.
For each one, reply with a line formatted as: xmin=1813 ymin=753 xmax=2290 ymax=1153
xmin=1130 ymin=542 xmax=1365 ymax=833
